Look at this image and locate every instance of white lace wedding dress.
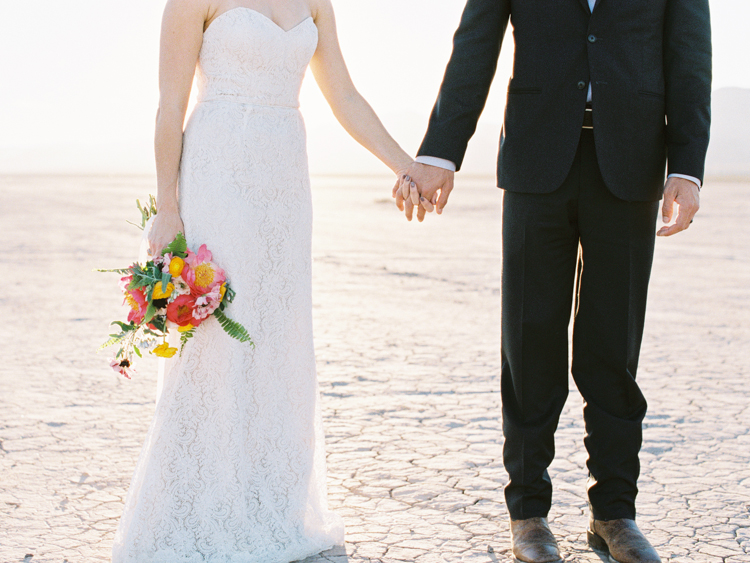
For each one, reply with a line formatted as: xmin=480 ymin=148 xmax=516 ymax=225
xmin=112 ymin=8 xmax=344 ymax=562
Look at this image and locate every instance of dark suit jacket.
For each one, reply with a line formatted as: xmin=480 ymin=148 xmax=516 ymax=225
xmin=417 ymin=0 xmax=712 ymax=202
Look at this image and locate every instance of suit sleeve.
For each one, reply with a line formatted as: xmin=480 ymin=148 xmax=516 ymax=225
xmin=417 ymin=0 xmax=511 ymax=171
xmin=663 ymin=0 xmax=712 ymax=183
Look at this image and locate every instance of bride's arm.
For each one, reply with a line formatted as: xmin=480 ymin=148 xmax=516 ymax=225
xmin=150 ymin=0 xmax=209 ymax=255
xmin=309 ymin=0 xmax=413 ymax=175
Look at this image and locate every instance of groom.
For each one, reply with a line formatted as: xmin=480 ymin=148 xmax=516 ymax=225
xmin=397 ymin=1 xmax=711 ymax=562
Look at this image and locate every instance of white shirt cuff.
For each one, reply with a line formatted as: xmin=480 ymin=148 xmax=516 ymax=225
xmin=415 ymin=156 xmax=457 ymax=172
xmin=668 ymin=174 xmax=701 ymax=189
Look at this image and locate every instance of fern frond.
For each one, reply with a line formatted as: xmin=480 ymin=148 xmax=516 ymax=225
xmin=213 ymin=309 xmax=253 ymax=345
xmin=179 ymin=328 xmax=196 ymax=355
xmin=96 ymin=268 xmax=133 ymax=274
xmin=99 ymin=332 xmax=128 ymax=350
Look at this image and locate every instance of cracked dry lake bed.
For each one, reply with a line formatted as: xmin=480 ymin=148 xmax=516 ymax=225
xmin=1 ymin=175 xmax=749 ymax=562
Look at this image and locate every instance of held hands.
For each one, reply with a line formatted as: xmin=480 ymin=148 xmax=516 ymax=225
xmin=391 ymin=162 xmax=455 ymax=222
xmin=657 ymin=177 xmax=700 ymax=237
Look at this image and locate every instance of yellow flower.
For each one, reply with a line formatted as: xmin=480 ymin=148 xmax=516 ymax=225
xmin=152 ymin=342 xmax=178 ymax=358
xmin=169 ymin=256 xmax=185 ymax=277
xmin=219 ymin=283 xmax=227 ymax=301
xmin=194 ymin=263 xmax=215 ymax=289
xmin=125 ymin=292 xmax=140 ymax=311
xmin=178 ymin=323 xmax=194 ymax=333
xmin=152 ymin=281 xmax=175 ymax=300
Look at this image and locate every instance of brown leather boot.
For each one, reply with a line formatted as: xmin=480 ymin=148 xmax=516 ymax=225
xmin=587 ymin=516 xmax=662 ymax=563
xmin=510 ymin=517 xmax=563 ymax=563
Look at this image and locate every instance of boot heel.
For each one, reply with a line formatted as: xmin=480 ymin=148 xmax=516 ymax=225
xmin=587 ymin=529 xmax=609 ymax=553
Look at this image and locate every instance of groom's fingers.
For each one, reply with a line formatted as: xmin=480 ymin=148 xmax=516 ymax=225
xmin=404 ymin=195 xmax=414 ymax=221
xmin=661 ymin=192 xmax=676 ymax=225
xmin=416 ymin=203 xmax=427 ymax=222
xmin=436 ymin=185 xmax=453 ymax=215
xmin=410 ymin=182 xmax=420 ymax=206
xmin=392 ymin=180 xmax=405 ymax=211
xmin=395 ymin=189 xmax=405 ymax=211
xmin=420 ymin=196 xmax=435 ymax=213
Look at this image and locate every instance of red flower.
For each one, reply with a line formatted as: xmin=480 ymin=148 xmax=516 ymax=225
xmin=119 ymin=274 xmax=148 ymax=324
xmin=166 ymin=294 xmax=201 ymax=327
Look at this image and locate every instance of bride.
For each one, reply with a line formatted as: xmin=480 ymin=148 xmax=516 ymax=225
xmin=112 ymin=0 xmax=415 ymax=561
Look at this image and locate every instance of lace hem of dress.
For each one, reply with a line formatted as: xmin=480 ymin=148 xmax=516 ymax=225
xmin=113 ymin=535 xmax=342 ymax=563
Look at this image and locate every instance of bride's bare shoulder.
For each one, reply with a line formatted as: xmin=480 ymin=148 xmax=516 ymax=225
xmin=309 ymin=0 xmax=334 ymax=22
xmin=162 ymin=0 xmax=215 ymax=22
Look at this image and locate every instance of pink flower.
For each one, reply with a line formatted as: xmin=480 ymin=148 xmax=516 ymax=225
xmin=192 ymin=284 xmax=222 ymax=321
xmin=167 ymin=294 xmax=202 ymax=327
xmin=183 ymin=245 xmax=226 ymax=296
xmin=120 ymin=275 xmax=148 ymax=324
xmin=110 ymin=357 xmax=136 ymax=379
xmin=156 ymin=253 xmax=172 ymax=273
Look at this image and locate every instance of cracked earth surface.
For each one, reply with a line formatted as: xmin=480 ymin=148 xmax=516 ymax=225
xmin=1 ymin=175 xmax=748 ymax=562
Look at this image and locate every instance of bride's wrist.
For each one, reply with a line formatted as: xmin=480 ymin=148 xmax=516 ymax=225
xmin=390 ymin=155 xmax=414 ymax=175
xmin=156 ymin=197 xmax=179 ymax=214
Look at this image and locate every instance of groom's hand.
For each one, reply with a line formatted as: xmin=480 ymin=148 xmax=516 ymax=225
xmin=657 ymin=177 xmax=700 ymax=237
xmin=392 ymin=162 xmax=454 ymax=222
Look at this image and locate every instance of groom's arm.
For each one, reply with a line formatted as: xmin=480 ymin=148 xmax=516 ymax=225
xmin=657 ymin=0 xmax=712 ymax=236
xmin=393 ymin=0 xmax=510 ymax=221
xmin=663 ymin=0 xmax=712 ymax=184
xmin=417 ymin=0 xmax=512 ymax=170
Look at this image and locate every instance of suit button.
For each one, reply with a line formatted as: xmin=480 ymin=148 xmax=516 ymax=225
xmin=588 ymin=34 xmax=597 ymax=43
xmin=578 ymin=81 xmax=586 ymax=90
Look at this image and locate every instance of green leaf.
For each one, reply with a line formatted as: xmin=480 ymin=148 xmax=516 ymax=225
xmin=213 ymin=309 xmax=253 ymax=345
xmin=144 ymin=303 xmax=157 ymax=324
xmin=112 ymin=321 xmax=136 ymax=332
xmin=162 ymin=232 xmax=188 ymax=258
xmin=147 ymin=317 xmax=168 ymax=334
xmin=133 ymin=345 xmax=142 ymax=358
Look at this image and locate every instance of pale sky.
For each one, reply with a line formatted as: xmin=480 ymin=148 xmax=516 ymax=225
xmin=0 ymin=0 xmax=747 ymax=175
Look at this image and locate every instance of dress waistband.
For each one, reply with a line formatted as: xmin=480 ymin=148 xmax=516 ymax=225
xmin=198 ymin=94 xmax=299 ymax=109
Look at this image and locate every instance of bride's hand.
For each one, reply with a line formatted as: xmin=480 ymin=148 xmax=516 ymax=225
xmin=148 ymin=205 xmax=185 ymax=257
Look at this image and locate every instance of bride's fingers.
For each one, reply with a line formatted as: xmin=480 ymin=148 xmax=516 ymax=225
xmin=401 ymin=175 xmax=411 ymax=201
xmin=420 ymin=196 xmax=435 ymax=213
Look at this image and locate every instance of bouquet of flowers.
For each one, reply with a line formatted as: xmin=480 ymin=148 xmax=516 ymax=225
xmin=101 ymin=196 xmax=252 ymax=378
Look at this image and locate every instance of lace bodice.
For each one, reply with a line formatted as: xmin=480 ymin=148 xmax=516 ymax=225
xmin=196 ymin=8 xmax=317 ymax=108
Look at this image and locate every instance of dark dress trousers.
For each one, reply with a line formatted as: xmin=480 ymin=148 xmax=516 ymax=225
xmin=418 ymin=0 xmax=711 ymax=520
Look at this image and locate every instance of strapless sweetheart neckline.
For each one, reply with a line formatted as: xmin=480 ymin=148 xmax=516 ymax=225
xmin=206 ymin=6 xmax=314 ymax=35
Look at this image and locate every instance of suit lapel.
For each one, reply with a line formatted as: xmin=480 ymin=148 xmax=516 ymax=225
xmin=578 ymin=0 xmax=592 ymax=14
